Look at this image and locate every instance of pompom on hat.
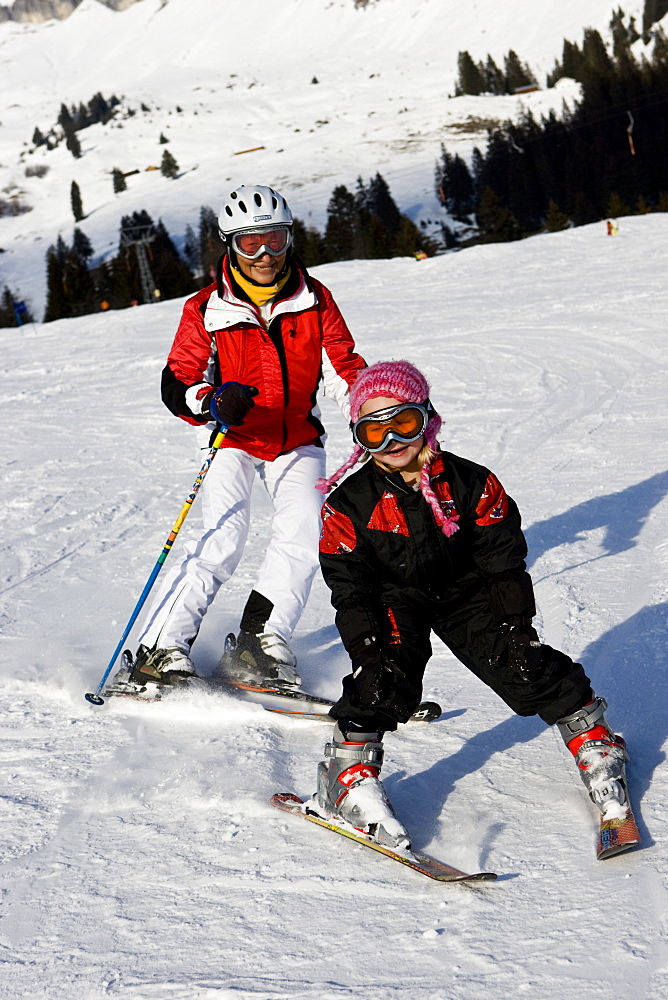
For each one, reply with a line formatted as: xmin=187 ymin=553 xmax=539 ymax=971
xmin=317 ymin=360 xmax=459 ymax=537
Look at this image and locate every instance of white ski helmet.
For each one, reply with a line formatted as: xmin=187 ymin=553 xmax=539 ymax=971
xmin=218 ymin=184 xmax=293 ymax=238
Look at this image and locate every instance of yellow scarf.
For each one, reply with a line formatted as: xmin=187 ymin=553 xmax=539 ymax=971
xmin=232 ymin=266 xmax=291 ymax=309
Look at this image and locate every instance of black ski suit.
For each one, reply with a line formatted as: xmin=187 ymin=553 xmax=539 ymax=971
xmin=319 ymin=451 xmax=592 ymax=732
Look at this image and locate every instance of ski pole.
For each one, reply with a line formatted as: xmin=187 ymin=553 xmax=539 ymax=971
xmin=85 ymin=423 xmax=230 ymax=706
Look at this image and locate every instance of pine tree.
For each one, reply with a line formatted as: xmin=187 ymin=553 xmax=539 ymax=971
xmin=183 ymin=223 xmax=200 ymax=274
xmin=44 ymin=244 xmax=67 ymax=322
xmin=582 ymin=28 xmax=614 ymax=78
xmin=653 ymin=26 xmax=668 ymax=62
xmin=571 ymin=191 xmax=599 ymax=227
xmin=364 ymin=172 xmax=402 ymax=236
xmin=607 ymin=191 xmax=631 ymax=218
xmin=437 ymin=147 xmax=475 ymax=219
xmin=74 ymin=102 xmax=88 ymax=130
xmin=0 ymin=287 xmax=33 ymax=327
xmin=198 ymin=205 xmax=224 ymax=280
xmin=32 ymin=126 xmax=45 ymax=147
xmin=610 ymin=7 xmax=631 ymax=60
xmin=456 ymin=51 xmax=485 ymax=95
xmin=470 ymin=147 xmax=485 ymax=197
xmin=325 ymin=185 xmax=363 ymax=260
xmin=89 ymin=93 xmax=111 ymax=125
xmin=544 ymin=200 xmax=570 ymax=231
xmin=0 ymin=287 xmax=15 ymax=327
xmin=63 ymin=243 xmax=97 ymax=317
xmin=291 ymin=218 xmax=329 ymax=267
xmin=363 ymin=212 xmax=391 ymax=259
xmin=112 ymin=168 xmax=127 ymax=194
xmin=160 ymin=149 xmax=179 ymax=179
xmin=440 ymin=224 xmax=459 ymax=249
xmin=58 ymin=103 xmax=74 ymax=131
xmin=476 ymin=187 xmax=523 ymax=242
xmin=504 ymin=49 xmax=537 ymax=92
xmin=73 ymin=227 xmax=93 ymax=260
xmin=393 ymin=215 xmax=437 ymax=257
xmin=150 ymin=220 xmax=196 ymax=299
xmin=483 ymin=55 xmax=505 ymax=95
xmin=643 ymin=0 xmax=668 ymax=38
xmin=70 ymin=180 xmax=84 ymax=222
xmin=65 ymin=127 xmax=82 ymax=159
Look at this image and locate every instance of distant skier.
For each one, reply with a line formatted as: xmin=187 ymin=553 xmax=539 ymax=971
xmin=130 ymin=184 xmax=365 ymax=690
xmin=311 ymin=360 xmax=630 ymax=849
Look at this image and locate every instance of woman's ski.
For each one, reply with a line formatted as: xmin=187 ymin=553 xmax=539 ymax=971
xmin=100 ymin=651 xmax=441 ymax=722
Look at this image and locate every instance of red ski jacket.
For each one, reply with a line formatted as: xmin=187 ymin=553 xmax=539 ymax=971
xmin=161 ymin=256 xmax=365 ymax=460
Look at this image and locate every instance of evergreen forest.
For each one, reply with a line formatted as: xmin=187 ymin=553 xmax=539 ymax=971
xmin=438 ymin=20 xmax=668 ymax=244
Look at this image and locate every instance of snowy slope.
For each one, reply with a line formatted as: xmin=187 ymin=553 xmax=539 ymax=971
xmin=0 ymin=0 xmax=650 ymax=317
xmin=1 ymin=214 xmax=667 ymax=998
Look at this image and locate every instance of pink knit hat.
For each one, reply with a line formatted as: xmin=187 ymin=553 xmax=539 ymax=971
xmin=317 ymin=360 xmax=459 ymax=537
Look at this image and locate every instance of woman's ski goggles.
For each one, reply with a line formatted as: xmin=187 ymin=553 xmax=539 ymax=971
xmin=231 ymin=226 xmax=292 ymax=260
xmin=352 ymin=401 xmax=432 ymax=453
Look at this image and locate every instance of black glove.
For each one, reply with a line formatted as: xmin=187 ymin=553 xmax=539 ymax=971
xmin=350 ymin=648 xmax=397 ymax=706
xmin=496 ymin=616 xmax=543 ymax=683
xmin=343 ymin=636 xmax=414 ymax=721
xmin=203 ymin=382 xmax=257 ymax=426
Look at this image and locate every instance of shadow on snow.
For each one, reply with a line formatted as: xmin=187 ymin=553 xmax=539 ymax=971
xmin=524 ymin=468 xmax=668 ymax=573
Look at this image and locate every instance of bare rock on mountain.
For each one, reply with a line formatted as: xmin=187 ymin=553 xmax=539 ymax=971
xmin=0 ymin=0 xmax=143 ymax=25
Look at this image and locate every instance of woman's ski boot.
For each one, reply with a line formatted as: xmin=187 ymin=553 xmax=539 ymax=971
xmin=129 ymin=645 xmax=198 ymax=687
xmin=310 ymin=724 xmax=411 ymax=850
xmin=218 ymin=631 xmax=301 ymax=688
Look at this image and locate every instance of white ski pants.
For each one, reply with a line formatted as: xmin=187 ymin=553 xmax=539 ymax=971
xmin=138 ymin=443 xmax=326 ymax=652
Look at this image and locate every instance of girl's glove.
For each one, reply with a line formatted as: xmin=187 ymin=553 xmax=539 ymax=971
xmin=350 ymin=646 xmax=398 ymax=706
xmin=496 ymin=616 xmax=543 ymax=682
xmin=343 ymin=636 xmax=414 ymax=722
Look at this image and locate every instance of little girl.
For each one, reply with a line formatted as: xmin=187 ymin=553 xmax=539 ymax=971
xmin=310 ymin=360 xmax=629 ymax=849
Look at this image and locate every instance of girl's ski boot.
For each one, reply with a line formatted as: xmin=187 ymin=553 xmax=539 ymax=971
xmin=557 ymin=696 xmax=630 ymax=820
xmin=310 ymin=724 xmax=411 ymax=850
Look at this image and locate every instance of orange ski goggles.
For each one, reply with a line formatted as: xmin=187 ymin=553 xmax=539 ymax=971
xmin=231 ymin=226 xmax=292 ymax=259
xmin=352 ymin=401 xmax=431 ymax=453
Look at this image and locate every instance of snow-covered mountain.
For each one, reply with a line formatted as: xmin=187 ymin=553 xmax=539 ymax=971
xmin=0 ymin=0 xmax=654 ymax=317
xmin=1 ymin=212 xmax=667 ymax=998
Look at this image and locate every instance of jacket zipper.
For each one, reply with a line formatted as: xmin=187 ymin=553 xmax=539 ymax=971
xmin=266 ymin=315 xmax=290 ymax=450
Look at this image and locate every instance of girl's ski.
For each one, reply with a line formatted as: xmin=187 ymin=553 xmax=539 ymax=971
xmin=271 ymin=793 xmax=498 ymax=883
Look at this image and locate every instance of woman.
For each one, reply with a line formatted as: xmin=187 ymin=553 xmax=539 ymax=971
xmin=311 ymin=360 xmax=629 ymax=849
xmin=130 ymin=184 xmax=365 ymax=691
